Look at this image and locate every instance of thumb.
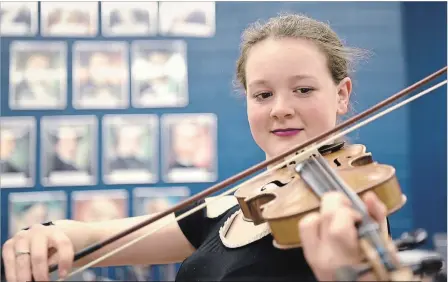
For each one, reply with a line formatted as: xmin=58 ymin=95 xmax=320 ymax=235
xmin=299 ymin=212 xmax=321 ymax=264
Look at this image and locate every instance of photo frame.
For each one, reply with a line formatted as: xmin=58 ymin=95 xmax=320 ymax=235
xmin=0 ymin=116 xmax=36 ymax=188
xmin=9 ymin=41 xmax=67 ymax=110
xmin=73 ymin=41 xmax=129 ymax=109
xmin=101 ymin=1 xmax=158 ymax=37
xmin=41 ymin=1 xmax=98 ymax=37
xmin=0 ymin=2 xmax=38 ymax=36
xmin=133 ymin=186 xmax=188 ymax=280
xmin=40 ymin=115 xmax=97 ymax=187
xmin=102 ymin=114 xmax=159 ymax=185
xmin=159 ymin=1 xmax=215 ymax=37
xmin=131 ymin=40 xmax=188 ymax=108
xmin=8 ymin=191 xmax=67 ymax=236
xmin=161 ymin=113 xmax=217 ymax=183
xmin=71 ymin=189 xmax=128 ymax=222
xmin=133 ymin=186 xmax=190 ymax=216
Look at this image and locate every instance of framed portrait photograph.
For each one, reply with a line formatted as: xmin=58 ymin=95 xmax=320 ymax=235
xmin=0 ymin=2 xmax=37 ymax=36
xmin=49 ymin=268 xmax=102 ymax=282
xmin=161 ymin=113 xmax=217 ymax=183
xmin=41 ymin=1 xmax=98 ymax=37
xmin=159 ymin=1 xmax=215 ymax=37
xmin=102 ymin=114 xmax=159 ymax=185
xmin=8 ymin=191 xmax=67 ymax=236
xmin=9 ymin=41 xmax=67 ymax=110
xmin=114 ymin=265 xmax=153 ymax=282
xmin=71 ymin=189 xmax=128 ymax=222
xmin=157 ymin=264 xmax=179 ymax=282
xmin=0 ymin=116 xmax=36 ymax=188
xmin=131 ymin=40 xmax=188 ymax=108
xmin=73 ymin=41 xmax=129 ymax=109
xmin=40 ymin=115 xmax=97 ymax=187
xmin=133 ymin=186 xmax=189 ymax=281
xmin=101 ymin=1 xmax=158 ymax=37
xmin=133 ymin=186 xmax=190 ymax=216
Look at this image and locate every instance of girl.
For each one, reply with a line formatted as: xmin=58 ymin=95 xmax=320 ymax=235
xmin=2 ymin=13 xmax=394 ymax=282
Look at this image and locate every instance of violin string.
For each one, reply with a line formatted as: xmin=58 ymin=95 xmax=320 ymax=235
xmin=315 ymin=155 xmax=369 ymax=215
xmin=313 ymin=154 xmax=397 ymax=271
xmin=58 ymin=79 xmax=446 ymax=280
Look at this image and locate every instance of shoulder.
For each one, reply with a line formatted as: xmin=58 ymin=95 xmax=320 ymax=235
xmin=205 ymin=195 xmax=238 ymax=218
xmin=175 ymin=195 xmax=238 ymax=249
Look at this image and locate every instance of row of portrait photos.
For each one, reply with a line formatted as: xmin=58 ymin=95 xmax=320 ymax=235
xmin=8 ymin=40 xmax=190 ymax=110
xmin=0 ymin=1 xmax=215 ymax=38
xmin=0 ymin=114 xmax=217 ymax=188
xmin=7 ymin=187 xmax=190 ymax=281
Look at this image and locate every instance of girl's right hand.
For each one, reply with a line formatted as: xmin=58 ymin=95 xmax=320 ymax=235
xmin=2 ymin=223 xmax=75 ymax=282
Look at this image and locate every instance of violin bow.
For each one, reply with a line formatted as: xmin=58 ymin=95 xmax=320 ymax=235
xmin=53 ymin=66 xmax=447 ymax=281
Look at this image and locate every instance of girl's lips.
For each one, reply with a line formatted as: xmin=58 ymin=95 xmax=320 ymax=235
xmin=272 ymin=129 xmax=302 ymax=137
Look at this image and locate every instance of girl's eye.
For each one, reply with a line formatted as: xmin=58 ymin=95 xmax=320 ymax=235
xmin=254 ymin=92 xmax=272 ymax=100
xmin=295 ymin=88 xmax=313 ymax=95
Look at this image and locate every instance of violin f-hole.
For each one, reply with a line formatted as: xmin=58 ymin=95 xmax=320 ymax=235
xmin=351 ymin=154 xmax=374 ymax=166
xmin=260 ymin=180 xmax=287 ymax=191
xmin=334 ymin=158 xmax=342 ymax=167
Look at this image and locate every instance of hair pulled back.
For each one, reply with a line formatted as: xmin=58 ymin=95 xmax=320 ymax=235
xmin=235 ymin=13 xmax=369 ymax=90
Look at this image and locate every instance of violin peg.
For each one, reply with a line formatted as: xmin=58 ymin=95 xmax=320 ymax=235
xmin=395 ymin=229 xmax=428 ymax=251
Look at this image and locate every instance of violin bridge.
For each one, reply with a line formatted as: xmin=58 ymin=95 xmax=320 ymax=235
xmin=284 ymin=147 xmax=320 ymax=175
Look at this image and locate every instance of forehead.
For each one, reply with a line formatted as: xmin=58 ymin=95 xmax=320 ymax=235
xmin=245 ymin=37 xmax=330 ymax=87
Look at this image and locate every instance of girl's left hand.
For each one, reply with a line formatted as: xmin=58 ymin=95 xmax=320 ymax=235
xmin=299 ymin=191 xmax=388 ymax=281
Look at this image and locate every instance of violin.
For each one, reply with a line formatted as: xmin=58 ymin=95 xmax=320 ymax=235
xmin=49 ymin=66 xmax=447 ymax=281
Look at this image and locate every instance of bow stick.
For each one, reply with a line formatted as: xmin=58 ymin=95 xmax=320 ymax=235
xmin=53 ymin=66 xmax=446 ymax=281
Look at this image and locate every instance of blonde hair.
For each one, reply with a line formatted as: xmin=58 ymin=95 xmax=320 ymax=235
xmin=235 ymin=13 xmax=369 ymax=91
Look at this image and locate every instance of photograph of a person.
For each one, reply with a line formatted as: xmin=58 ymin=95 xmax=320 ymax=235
xmin=71 ymin=190 xmax=128 ymax=222
xmin=40 ymin=2 xmax=97 ymax=37
xmin=73 ymin=41 xmax=129 ymax=109
xmin=9 ymin=41 xmax=67 ymax=110
xmin=0 ymin=117 xmax=35 ymax=188
xmin=133 ymin=186 xmax=190 ymax=281
xmin=0 ymin=2 xmax=37 ymax=36
xmin=158 ymin=1 xmax=215 ymax=37
xmin=40 ymin=116 xmax=97 ymax=187
xmin=102 ymin=114 xmax=158 ymax=185
xmin=131 ymin=40 xmax=188 ymax=108
xmin=71 ymin=189 xmax=129 ymax=280
xmin=101 ymin=1 xmax=158 ymax=37
xmin=8 ymin=191 xmax=66 ymax=236
xmin=133 ymin=186 xmax=190 ymax=216
xmin=114 ymin=265 xmax=156 ymax=282
xmin=162 ymin=113 xmax=217 ymax=183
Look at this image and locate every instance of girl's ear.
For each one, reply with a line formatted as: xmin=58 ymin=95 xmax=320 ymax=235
xmin=336 ymin=77 xmax=352 ymax=115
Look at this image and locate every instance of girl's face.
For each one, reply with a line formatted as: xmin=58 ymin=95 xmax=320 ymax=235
xmin=245 ymin=37 xmax=352 ymax=159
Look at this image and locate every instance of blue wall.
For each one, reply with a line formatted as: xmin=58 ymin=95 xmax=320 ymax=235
xmin=403 ymin=1 xmax=447 ymax=247
xmin=0 ymin=1 xmax=446 ymax=278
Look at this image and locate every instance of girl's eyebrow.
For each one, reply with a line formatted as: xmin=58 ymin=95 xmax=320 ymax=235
xmin=248 ymin=74 xmax=317 ymax=88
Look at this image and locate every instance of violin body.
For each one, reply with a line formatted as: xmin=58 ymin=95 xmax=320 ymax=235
xmin=234 ymin=142 xmax=407 ymax=249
